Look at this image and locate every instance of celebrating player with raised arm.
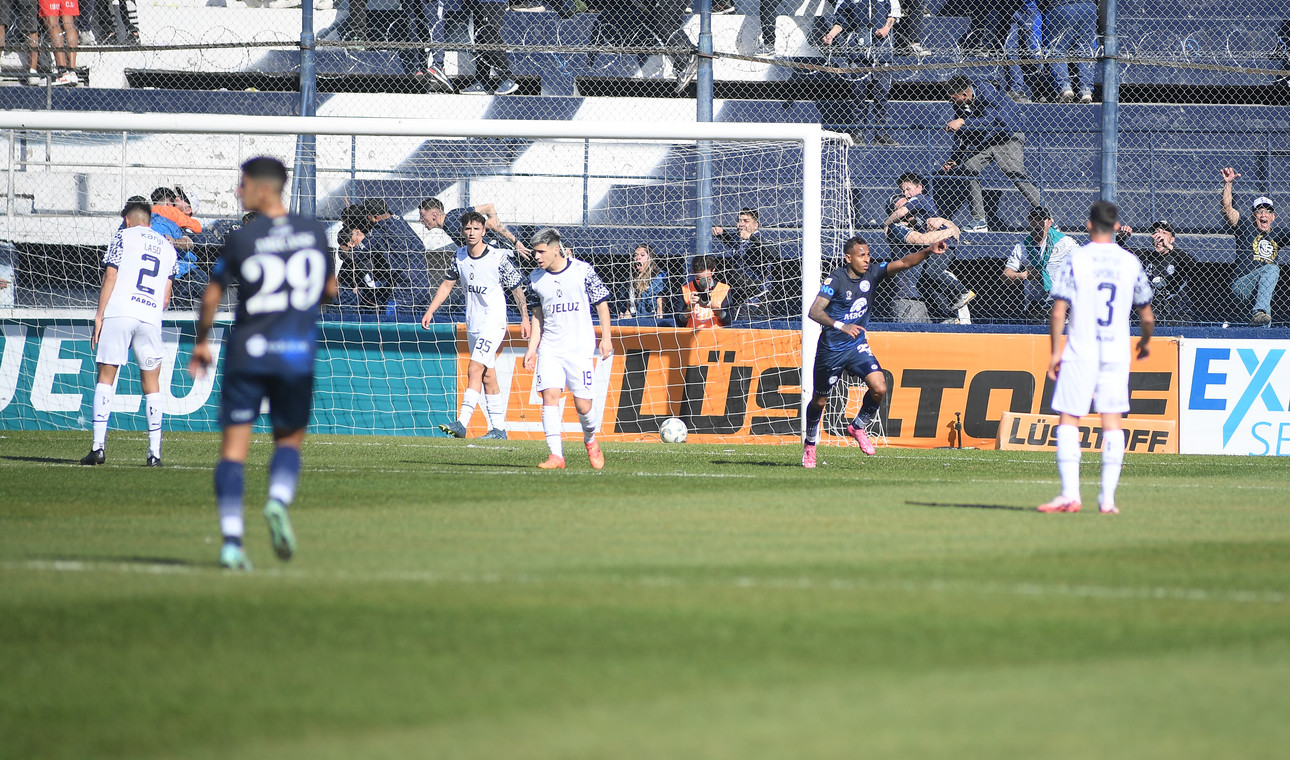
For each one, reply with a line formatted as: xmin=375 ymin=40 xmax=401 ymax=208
xmin=188 ymin=157 xmax=338 ymax=571
xmin=522 ymin=228 xmax=613 ymax=470
xmin=802 ymin=235 xmax=948 ymax=468
xmin=82 ymin=198 xmax=179 ymax=467
xmin=1040 ymin=201 xmax=1154 ymax=515
xmin=421 ymin=211 xmax=530 ymax=440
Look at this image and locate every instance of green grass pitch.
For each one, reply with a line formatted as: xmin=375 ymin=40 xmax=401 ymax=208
xmin=3 ymin=430 xmax=1290 ymax=759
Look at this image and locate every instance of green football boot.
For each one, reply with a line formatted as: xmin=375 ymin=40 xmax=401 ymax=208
xmin=263 ymin=499 xmax=296 ymax=561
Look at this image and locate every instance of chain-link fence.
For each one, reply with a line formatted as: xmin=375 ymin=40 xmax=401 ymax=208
xmin=2 ymin=0 xmax=1290 ymax=327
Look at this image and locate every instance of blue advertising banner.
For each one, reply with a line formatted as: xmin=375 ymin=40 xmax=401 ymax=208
xmin=0 ymin=319 xmax=459 ymax=435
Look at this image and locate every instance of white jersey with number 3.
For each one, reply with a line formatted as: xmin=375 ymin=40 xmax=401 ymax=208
xmin=102 ymin=227 xmax=179 ymax=326
xmin=1050 ymin=241 xmax=1152 ymax=365
xmin=446 ymin=245 xmax=522 ymax=334
xmin=527 ymin=257 xmax=611 ymax=358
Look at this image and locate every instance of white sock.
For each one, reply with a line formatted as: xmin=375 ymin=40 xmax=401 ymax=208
xmin=92 ymin=382 xmax=113 ymax=450
xmin=1100 ymin=428 xmax=1126 ymax=507
xmin=578 ymin=408 xmax=596 ymax=444
xmin=484 ymin=393 xmax=506 ymax=431
xmin=1055 ymin=424 xmax=1081 ymax=501
xmin=458 ymin=388 xmax=481 ymax=427
xmin=542 ymin=405 xmax=562 ymax=458
xmin=220 ymin=514 xmax=244 ymax=540
xmin=144 ymin=392 xmax=163 ymax=458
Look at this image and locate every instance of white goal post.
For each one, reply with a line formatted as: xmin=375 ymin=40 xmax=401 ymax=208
xmin=0 ymin=111 xmax=852 ymax=442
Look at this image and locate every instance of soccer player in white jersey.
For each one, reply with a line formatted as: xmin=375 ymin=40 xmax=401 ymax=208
xmin=82 ymin=199 xmax=179 ymax=467
xmin=421 ymin=211 xmax=530 ymax=439
xmin=523 ymin=228 xmax=613 ymax=470
xmin=1040 ymin=201 xmax=1154 ymax=515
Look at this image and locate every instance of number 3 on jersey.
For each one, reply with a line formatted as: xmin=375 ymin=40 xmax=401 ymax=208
xmin=1097 ymin=282 xmax=1117 ymax=326
xmin=244 ymin=249 xmax=328 ymax=314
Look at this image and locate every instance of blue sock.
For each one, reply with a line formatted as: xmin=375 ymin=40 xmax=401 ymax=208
xmin=805 ymin=400 xmax=824 ymax=445
xmin=853 ymin=391 xmax=881 ymax=428
xmin=215 ymin=459 xmax=245 ymax=542
xmin=268 ymin=446 xmax=302 ymax=507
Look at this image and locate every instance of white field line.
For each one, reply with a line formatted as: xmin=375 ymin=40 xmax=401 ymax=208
xmin=3 ymin=559 xmax=1286 ymax=606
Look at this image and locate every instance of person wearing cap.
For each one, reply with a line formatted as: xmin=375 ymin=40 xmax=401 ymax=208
xmin=1116 ymin=219 xmax=1195 ymax=325
xmin=1004 ymin=206 xmax=1078 ymax=320
xmin=883 ymin=172 xmax=972 ymax=323
xmin=1221 ymin=167 xmax=1286 ymax=326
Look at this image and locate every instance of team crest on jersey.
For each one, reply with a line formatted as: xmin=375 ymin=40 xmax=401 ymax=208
xmin=859 ymin=281 xmax=871 ymax=292
xmin=846 ymin=291 xmax=853 ymax=300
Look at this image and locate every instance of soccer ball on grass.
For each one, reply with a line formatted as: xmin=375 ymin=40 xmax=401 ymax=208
xmin=659 ymin=417 xmax=688 ymax=444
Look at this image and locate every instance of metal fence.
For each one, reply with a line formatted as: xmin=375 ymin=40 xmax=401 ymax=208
xmin=2 ymin=0 xmax=1289 ymax=327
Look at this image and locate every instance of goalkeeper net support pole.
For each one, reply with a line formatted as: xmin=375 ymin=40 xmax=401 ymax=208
xmin=0 ymin=111 xmax=850 ymax=443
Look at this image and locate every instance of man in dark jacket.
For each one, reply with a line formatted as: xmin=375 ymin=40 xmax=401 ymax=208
xmin=356 ymin=198 xmax=435 ymax=311
xmin=712 ymin=207 xmax=780 ymax=314
xmin=939 ymin=74 xmax=1044 ymax=231
xmin=1117 ymin=219 xmax=1195 ymax=325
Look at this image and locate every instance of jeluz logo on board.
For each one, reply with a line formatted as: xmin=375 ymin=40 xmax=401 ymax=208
xmin=1189 ymin=347 xmax=1286 ymax=451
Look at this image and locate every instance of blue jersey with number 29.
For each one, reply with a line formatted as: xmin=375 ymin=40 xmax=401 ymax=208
xmin=214 ymin=213 xmax=333 ymax=376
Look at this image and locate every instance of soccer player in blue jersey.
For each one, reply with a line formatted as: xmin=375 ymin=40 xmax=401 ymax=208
xmin=188 ymin=157 xmax=338 ymax=571
xmin=802 ymin=235 xmax=948 ymax=468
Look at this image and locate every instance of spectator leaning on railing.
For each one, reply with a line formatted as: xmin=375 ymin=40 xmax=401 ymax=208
xmin=1220 ymin=167 xmax=1285 ymax=326
xmin=1004 ymin=205 xmax=1076 ymax=320
xmin=1116 ymin=219 xmax=1195 ymax=325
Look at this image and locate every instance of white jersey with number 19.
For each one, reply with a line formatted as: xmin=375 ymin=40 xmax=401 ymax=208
xmin=527 ymin=258 xmax=611 ymax=359
xmin=1050 ymin=241 xmax=1153 ymax=365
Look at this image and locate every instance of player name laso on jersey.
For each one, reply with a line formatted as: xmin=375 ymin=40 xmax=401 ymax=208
xmin=549 ymin=301 xmax=581 ymax=314
xmin=254 ymin=230 xmax=317 ymax=254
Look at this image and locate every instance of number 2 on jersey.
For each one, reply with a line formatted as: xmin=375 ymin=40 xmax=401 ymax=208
xmin=1097 ymin=282 xmax=1117 ymax=326
xmin=135 ymin=253 xmax=161 ymax=296
xmin=244 ymin=249 xmax=327 ymax=315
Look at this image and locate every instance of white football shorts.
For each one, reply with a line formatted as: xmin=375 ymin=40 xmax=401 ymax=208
xmin=466 ymin=325 xmax=506 ymax=369
xmin=1052 ymin=357 xmax=1130 ymax=417
xmin=96 ymin=317 xmax=164 ymax=371
xmin=535 ymin=352 xmax=595 ymax=399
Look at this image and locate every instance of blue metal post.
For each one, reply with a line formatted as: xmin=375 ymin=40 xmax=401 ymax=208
xmin=295 ymin=5 xmax=319 ymax=216
xmin=1099 ymin=0 xmax=1118 ymax=203
xmin=696 ymin=0 xmax=714 ymax=259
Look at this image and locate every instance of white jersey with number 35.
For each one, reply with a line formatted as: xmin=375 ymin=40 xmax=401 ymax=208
xmin=1050 ymin=241 xmax=1152 ymax=365
xmin=527 ymin=258 xmax=611 ymax=359
xmin=102 ymin=227 xmax=179 ymax=326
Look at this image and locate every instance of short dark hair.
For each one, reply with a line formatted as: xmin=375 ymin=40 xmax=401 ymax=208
xmin=419 ymin=197 xmax=444 ymax=212
xmin=738 ymin=208 xmax=759 ymax=222
xmin=1089 ymin=200 xmax=1119 ymax=233
xmin=691 ymin=255 xmax=717 ymax=274
xmin=1028 ymin=206 xmax=1053 ymax=223
xmin=240 ymin=156 xmax=288 ymax=190
xmin=121 ymin=199 xmax=152 ymax=220
xmin=897 ymin=172 xmax=927 ymax=188
xmin=150 ymin=187 xmax=177 ymax=204
xmin=460 ymin=210 xmax=487 ymax=229
xmin=362 ymin=197 xmax=390 ymax=217
xmin=946 ymin=74 xmax=974 ymax=96
xmin=843 ymin=236 xmax=869 ymax=255
xmin=340 ymin=204 xmax=372 ymax=234
xmin=241 ymin=210 xmax=259 ymax=226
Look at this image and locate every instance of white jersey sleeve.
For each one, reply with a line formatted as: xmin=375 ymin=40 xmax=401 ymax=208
xmin=1057 ymin=241 xmax=1152 ymax=365
xmin=102 ymin=227 xmax=179 ymax=326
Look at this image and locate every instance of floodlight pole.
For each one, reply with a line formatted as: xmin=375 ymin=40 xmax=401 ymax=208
xmin=696 ymin=0 xmax=714 ymax=259
xmin=1099 ymin=0 xmax=1119 ymax=203
xmin=294 ymin=4 xmax=319 ymax=217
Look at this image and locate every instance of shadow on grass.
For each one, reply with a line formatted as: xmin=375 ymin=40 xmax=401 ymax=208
xmin=34 ymin=554 xmax=197 ymax=567
xmin=710 ymin=460 xmax=792 ymax=468
xmin=0 ymin=455 xmax=78 ymax=465
xmin=906 ymin=501 xmax=1031 ymax=512
xmin=401 ymin=460 xmax=528 ymax=469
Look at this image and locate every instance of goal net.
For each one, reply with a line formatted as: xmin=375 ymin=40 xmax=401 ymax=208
xmin=0 ymin=112 xmax=874 ymax=445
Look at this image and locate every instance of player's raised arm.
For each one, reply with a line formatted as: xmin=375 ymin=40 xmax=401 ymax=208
xmin=420 ymin=278 xmax=457 ymax=329
xmin=888 ymin=239 xmax=947 ymax=274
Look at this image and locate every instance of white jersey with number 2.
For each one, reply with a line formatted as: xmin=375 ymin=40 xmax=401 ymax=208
xmin=1050 ymin=241 xmax=1152 ymax=365
xmin=527 ymin=258 xmax=611 ymax=359
xmin=103 ymin=226 xmax=180 ymax=325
